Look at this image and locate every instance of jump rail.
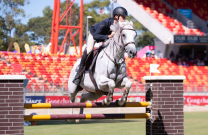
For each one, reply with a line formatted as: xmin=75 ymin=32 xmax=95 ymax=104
xmin=24 ymin=113 xmax=150 ymax=121
xmin=24 ymin=102 xmax=151 ymax=109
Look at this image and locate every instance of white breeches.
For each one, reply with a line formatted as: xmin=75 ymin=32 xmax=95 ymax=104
xmin=87 ymin=33 xmax=96 ymax=54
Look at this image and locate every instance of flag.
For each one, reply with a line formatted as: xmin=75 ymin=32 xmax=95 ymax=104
xmin=150 ymin=64 xmax=160 ymax=73
xmin=24 ymin=43 xmax=30 ymax=53
xmin=13 ymin=42 xmax=20 ymax=53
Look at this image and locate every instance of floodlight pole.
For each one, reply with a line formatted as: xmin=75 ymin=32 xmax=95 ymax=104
xmin=51 ymin=0 xmax=83 ymax=55
xmin=111 ymin=0 xmax=117 ymax=17
xmin=86 ymin=16 xmax=92 ymax=45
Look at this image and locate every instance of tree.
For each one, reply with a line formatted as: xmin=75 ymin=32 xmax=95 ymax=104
xmin=0 ymin=16 xmax=8 ymax=50
xmin=126 ymin=15 xmax=155 ymax=48
xmin=25 ymin=0 xmax=155 ymax=51
xmin=0 ymin=0 xmax=30 ymax=51
xmin=27 ymin=6 xmax=53 ymax=44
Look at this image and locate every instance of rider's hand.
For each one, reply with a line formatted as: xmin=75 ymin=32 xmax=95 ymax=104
xmin=108 ymin=32 xmax=115 ymax=38
xmin=99 ymin=42 xmax=103 ymax=46
xmin=111 ymin=31 xmax=116 ymax=36
xmin=108 ymin=34 xmax=112 ymax=38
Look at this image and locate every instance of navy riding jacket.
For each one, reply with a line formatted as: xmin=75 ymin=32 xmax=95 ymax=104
xmin=90 ymin=17 xmax=114 ymax=42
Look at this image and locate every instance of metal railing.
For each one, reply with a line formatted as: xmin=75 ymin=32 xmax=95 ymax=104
xmin=25 ymin=83 xmax=208 ymax=96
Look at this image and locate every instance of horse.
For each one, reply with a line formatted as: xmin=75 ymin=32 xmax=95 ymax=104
xmin=68 ymin=20 xmax=137 ymax=123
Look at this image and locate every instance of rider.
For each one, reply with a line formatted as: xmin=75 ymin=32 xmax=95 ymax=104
xmin=73 ymin=7 xmax=128 ymax=85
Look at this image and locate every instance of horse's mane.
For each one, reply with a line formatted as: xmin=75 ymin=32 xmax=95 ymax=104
xmin=110 ymin=20 xmax=134 ymax=33
xmin=119 ymin=20 xmax=134 ymax=28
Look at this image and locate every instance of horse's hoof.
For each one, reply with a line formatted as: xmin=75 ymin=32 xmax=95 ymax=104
xmin=66 ymin=119 xmax=73 ymax=123
xmin=102 ymin=98 xmax=110 ymax=106
xmin=115 ymin=100 xmax=122 ymax=106
xmin=74 ymin=119 xmax=81 ymax=123
xmin=117 ymin=98 xmax=125 ymax=106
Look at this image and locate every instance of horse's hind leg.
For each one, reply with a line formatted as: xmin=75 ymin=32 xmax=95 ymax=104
xmin=117 ymin=77 xmax=132 ymax=106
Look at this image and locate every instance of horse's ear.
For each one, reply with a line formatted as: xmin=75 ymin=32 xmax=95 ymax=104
xmin=130 ymin=21 xmax=134 ymax=27
xmin=110 ymin=22 xmax=119 ymax=32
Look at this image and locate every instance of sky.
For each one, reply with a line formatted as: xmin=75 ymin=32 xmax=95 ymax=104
xmin=13 ymin=0 xmax=120 ymax=25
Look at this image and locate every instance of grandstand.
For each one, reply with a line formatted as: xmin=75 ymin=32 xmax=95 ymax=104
xmin=118 ymin=0 xmax=208 ymax=60
xmin=1 ymin=51 xmax=208 ymax=94
xmin=1 ymin=0 xmax=208 ymax=94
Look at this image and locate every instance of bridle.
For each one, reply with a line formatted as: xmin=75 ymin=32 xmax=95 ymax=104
xmin=115 ymin=28 xmax=137 ymax=49
xmin=103 ymin=26 xmax=137 ymax=66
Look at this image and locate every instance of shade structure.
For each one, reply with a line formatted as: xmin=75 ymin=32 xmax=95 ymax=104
xmin=24 ymin=102 xmax=150 ymax=109
xmin=24 ymin=113 xmax=150 ymax=121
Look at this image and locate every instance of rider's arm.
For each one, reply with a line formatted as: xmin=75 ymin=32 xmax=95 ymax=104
xmin=91 ymin=24 xmax=109 ymax=41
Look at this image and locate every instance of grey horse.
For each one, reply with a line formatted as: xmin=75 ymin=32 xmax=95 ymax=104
xmin=68 ymin=20 xmax=137 ymax=123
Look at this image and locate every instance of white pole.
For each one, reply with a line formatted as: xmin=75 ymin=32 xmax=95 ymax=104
xmin=111 ymin=0 xmax=114 ymax=17
xmin=150 ymin=72 xmax=152 ymax=135
xmin=86 ymin=16 xmax=92 ymax=45
xmin=86 ymin=17 xmax=88 ymax=44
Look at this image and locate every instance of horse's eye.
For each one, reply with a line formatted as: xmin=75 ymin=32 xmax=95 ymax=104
xmin=122 ymin=34 xmax=125 ymax=37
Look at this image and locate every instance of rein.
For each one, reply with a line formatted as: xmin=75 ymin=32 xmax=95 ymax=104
xmin=103 ymin=27 xmax=137 ymax=66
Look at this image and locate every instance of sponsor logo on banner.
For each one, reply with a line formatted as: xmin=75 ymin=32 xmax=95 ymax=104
xmin=184 ymin=96 xmax=208 ymax=106
xmin=28 ymin=96 xmax=208 ymax=106
xmin=45 ymin=96 xmax=70 ymax=103
xmin=25 ymin=96 xmax=45 ymax=103
xmin=179 ymin=9 xmax=192 ymax=19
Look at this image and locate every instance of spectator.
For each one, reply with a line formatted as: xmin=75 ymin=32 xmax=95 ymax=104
xmin=158 ymin=51 xmax=163 ymax=58
xmin=0 ymin=54 xmax=5 ymax=61
xmin=204 ymin=56 xmax=208 ymax=65
xmin=175 ymin=53 xmax=181 ymax=61
xmin=206 ymin=20 xmax=208 ymax=28
xmin=177 ymin=59 xmax=182 ymax=66
xmin=182 ymin=60 xmax=188 ymax=67
xmin=198 ymin=60 xmax=205 ymax=66
xmin=188 ymin=54 xmax=193 ymax=62
xmin=169 ymin=51 xmax=174 ymax=60
xmin=22 ymin=66 xmax=27 ymax=72
xmin=38 ymin=74 xmax=43 ymax=80
xmin=27 ymin=69 xmax=32 ymax=75
xmin=197 ymin=60 xmax=202 ymax=66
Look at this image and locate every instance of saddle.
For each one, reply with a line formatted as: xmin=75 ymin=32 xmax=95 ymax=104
xmin=77 ymin=45 xmax=106 ymax=94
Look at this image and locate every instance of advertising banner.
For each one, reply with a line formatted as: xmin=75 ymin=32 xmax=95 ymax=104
xmin=179 ymin=9 xmax=192 ymax=19
xmin=184 ymin=96 xmax=208 ymax=106
xmin=45 ymin=96 xmax=70 ymax=103
xmin=25 ymin=96 xmax=45 ymax=103
xmin=28 ymin=96 xmax=208 ymax=106
xmin=174 ymin=35 xmax=208 ymax=43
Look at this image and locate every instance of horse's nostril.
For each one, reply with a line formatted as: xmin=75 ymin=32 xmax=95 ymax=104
xmin=130 ymin=51 xmax=132 ymax=54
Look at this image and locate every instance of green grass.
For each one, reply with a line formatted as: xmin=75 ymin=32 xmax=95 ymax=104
xmin=24 ymin=112 xmax=208 ymax=135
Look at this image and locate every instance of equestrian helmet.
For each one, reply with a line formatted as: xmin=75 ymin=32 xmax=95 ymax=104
xmin=113 ymin=7 xmax=128 ymax=17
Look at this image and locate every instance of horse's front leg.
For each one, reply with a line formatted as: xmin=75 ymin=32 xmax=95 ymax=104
xmin=98 ymin=75 xmax=115 ymax=105
xmin=117 ymin=77 xmax=132 ymax=106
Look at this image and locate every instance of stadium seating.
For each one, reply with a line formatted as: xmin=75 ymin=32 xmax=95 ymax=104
xmin=1 ymin=52 xmax=208 ymax=93
xmin=0 ymin=52 xmax=76 ymax=92
xmin=164 ymin=0 xmax=208 ymax=21
xmin=134 ymin=0 xmax=205 ymax=36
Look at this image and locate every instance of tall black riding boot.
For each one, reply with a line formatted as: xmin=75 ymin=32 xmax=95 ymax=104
xmin=73 ymin=50 xmax=88 ymax=85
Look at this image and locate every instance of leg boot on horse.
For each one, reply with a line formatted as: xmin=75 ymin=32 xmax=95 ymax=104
xmin=73 ymin=50 xmax=88 ymax=85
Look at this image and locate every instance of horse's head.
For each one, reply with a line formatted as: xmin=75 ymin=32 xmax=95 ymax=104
xmin=111 ymin=20 xmax=137 ymax=58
